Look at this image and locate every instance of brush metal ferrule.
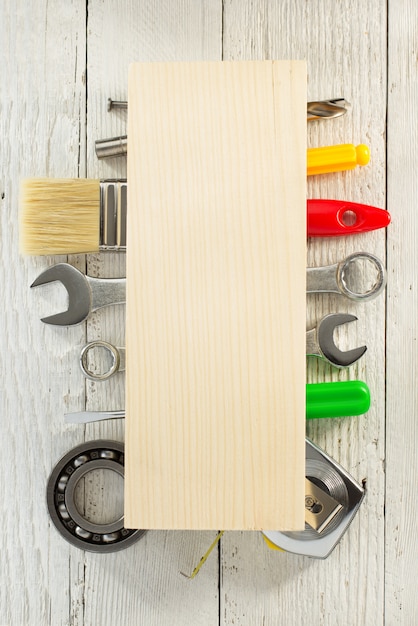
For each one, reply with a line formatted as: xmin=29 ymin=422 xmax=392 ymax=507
xmin=99 ymin=180 xmax=127 ymax=250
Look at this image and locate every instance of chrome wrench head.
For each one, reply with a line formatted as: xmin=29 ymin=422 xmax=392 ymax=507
xmin=80 ymin=341 xmax=125 ymax=381
xmin=336 ymin=252 xmax=387 ymax=302
xmin=31 ymin=263 xmax=91 ymax=325
xmin=306 ymin=252 xmax=387 ymax=301
xmin=317 ymin=313 xmax=367 ymax=367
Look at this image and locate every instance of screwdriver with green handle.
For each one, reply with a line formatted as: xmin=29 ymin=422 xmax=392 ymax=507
xmin=64 ymin=380 xmax=370 ymax=423
xmin=306 ymin=380 xmax=370 ymax=419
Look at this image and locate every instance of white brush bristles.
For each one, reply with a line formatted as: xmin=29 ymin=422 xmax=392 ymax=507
xmin=19 ymin=178 xmax=101 ymax=255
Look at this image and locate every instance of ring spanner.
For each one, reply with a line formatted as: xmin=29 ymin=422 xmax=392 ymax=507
xmin=31 ymin=252 xmax=386 ymax=326
xmin=79 ymin=313 xmax=365 ymax=381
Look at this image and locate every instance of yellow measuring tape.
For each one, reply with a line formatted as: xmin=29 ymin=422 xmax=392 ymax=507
xmin=181 ymin=531 xmax=225 ymax=579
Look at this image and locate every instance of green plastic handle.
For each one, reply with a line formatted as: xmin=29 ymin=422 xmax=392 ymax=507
xmin=306 ymin=380 xmax=370 ymax=419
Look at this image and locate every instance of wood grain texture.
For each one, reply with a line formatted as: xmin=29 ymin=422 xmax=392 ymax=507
xmin=125 ymin=60 xmax=306 ymax=531
xmin=386 ymin=0 xmax=418 ymax=621
xmin=2 ymin=0 xmax=417 ymax=623
xmin=0 ymin=2 xmax=88 ymax=625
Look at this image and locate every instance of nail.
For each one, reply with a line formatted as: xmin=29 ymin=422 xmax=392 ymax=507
xmin=107 ymin=98 xmax=128 ymax=112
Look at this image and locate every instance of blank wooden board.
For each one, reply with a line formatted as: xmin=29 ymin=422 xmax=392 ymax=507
xmin=125 ymin=60 xmax=307 ymax=531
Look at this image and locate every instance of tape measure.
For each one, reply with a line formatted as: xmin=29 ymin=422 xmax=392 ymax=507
xmin=262 ymin=439 xmax=365 ymax=558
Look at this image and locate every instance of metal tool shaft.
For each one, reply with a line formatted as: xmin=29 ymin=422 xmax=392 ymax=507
xmin=105 ymin=98 xmax=349 ymax=117
xmin=97 ymin=99 xmax=350 ymax=158
xmin=87 ymin=275 xmax=126 ymax=312
xmin=65 ymin=410 xmax=125 ymax=424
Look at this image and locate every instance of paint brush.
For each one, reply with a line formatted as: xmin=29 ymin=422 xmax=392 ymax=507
xmin=20 ymin=183 xmax=390 ymax=257
xmin=20 ymin=179 xmax=126 ymax=255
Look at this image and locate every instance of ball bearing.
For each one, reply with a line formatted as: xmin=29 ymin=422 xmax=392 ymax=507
xmin=47 ymin=440 xmax=146 ymax=552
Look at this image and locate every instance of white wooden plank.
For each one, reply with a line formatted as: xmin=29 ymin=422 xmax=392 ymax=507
xmin=221 ymin=1 xmax=387 ymax=624
xmin=0 ymin=2 xmax=87 ymax=625
xmin=83 ymin=531 xmax=220 ymax=626
xmin=385 ymin=0 xmax=418 ymax=622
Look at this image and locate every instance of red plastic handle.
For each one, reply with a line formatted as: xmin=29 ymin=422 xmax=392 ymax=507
xmin=307 ymin=199 xmax=391 ymax=236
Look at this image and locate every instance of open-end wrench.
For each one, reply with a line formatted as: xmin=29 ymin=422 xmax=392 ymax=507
xmin=306 ymin=313 xmax=366 ymax=368
xmin=31 ymin=252 xmax=385 ymax=326
xmin=77 ymin=313 xmax=365 ymax=380
xmin=30 ymin=263 xmax=126 ymax=325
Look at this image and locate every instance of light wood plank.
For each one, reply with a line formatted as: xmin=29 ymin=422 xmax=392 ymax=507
xmin=385 ymin=0 xmax=418 ymax=621
xmin=125 ymin=60 xmax=307 ymax=531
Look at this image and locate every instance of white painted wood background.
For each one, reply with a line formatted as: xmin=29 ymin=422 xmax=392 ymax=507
xmin=0 ymin=0 xmax=416 ymax=624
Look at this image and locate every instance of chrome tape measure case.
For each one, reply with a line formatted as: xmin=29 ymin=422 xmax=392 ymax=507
xmin=262 ymin=439 xmax=365 ymax=558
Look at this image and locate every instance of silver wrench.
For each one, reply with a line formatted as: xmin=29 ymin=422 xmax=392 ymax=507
xmin=306 ymin=313 xmax=366 ymax=368
xmin=307 ymin=252 xmax=386 ymax=302
xmin=80 ymin=341 xmax=126 ymax=381
xmin=30 ymin=263 xmax=126 ymax=325
xmin=32 ymin=252 xmax=385 ymax=326
xmin=78 ymin=313 xmax=364 ymax=382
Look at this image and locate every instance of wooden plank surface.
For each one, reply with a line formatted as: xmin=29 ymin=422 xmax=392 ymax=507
xmin=0 ymin=2 xmax=88 ymax=625
xmin=385 ymin=0 xmax=418 ymax=621
xmin=1 ymin=0 xmax=417 ymax=624
xmin=125 ymin=60 xmax=306 ymax=531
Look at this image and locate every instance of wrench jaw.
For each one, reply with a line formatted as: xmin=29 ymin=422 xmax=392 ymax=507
xmin=30 ymin=263 xmax=92 ymax=326
xmin=317 ymin=313 xmax=367 ymax=368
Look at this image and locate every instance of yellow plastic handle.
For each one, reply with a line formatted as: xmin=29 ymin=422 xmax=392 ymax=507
xmin=307 ymin=143 xmax=370 ymax=176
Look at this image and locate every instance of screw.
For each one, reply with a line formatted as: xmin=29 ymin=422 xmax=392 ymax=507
xmin=305 ymin=496 xmax=324 ymax=515
xmin=107 ymin=98 xmax=128 ymax=112
xmin=305 ymin=496 xmax=316 ymax=510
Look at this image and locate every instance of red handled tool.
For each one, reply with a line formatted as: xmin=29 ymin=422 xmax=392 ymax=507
xmin=307 ymin=199 xmax=390 ymax=237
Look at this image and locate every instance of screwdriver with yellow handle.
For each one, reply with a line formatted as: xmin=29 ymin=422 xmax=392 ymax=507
xmin=95 ymin=133 xmax=370 ymax=176
xmin=307 ymin=143 xmax=370 ymax=176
